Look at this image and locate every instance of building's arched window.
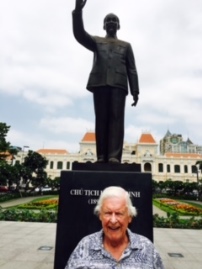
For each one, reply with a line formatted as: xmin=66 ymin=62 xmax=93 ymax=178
xmin=57 ymin=161 xmax=63 ymax=170
xmin=191 ymin=165 xmax=197 ymax=173
xmin=144 ymin=162 xmax=152 ymax=172
xmin=66 ymin=162 xmax=70 ymax=169
xmin=167 ymin=164 xmax=170 ymax=173
xmin=50 ymin=161 xmax=54 ymax=169
xmin=158 ymin=163 xmax=163 ymax=172
xmin=184 ymin=165 xmax=188 ymax=173
xmin=174 ymin=165 xmax=180 ymax=173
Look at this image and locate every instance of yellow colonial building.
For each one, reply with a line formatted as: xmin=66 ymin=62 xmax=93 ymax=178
xmin=15 ymin=131 xmax=202 ymax=183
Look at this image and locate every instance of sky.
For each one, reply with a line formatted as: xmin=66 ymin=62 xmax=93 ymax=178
xmin=0 ymin=0 xmax=202 ymax=153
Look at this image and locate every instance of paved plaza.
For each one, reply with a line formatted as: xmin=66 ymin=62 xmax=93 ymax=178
xmin=0 ymin=221 xmax=202 ymax=269
xmin=0 ymin=198 xmax=202 ymax=269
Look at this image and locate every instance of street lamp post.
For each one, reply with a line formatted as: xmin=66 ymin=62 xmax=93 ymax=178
xmin=21 ymin=146 xmax=29 ymax=164
xmin=19 ymin=146 xmax=30 ymax=192
xmin=194 ymin=165 xmax=200 ymax=201
xmin=196 ymin=169 xmax=199 ymax=201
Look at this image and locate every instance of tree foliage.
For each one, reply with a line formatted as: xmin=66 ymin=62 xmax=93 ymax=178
xmin=0 ymin=122 xmax=19 ymax=187
xmin=23 ymin=150 xmax=48 ymax=188
xmin=0 ymin=122 xmax=11 ymax=161
xmin=0 ymin=122 xmax=48 ymax=191
xmin=153 ymin=178 xmax=200 ymax=198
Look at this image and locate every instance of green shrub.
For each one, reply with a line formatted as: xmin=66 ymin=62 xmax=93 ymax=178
xmin=0 ymin=193 xmax=21 ymax=203
xmin=0 ymin=208 xmax=57 ymax=223
xmin=153 ymin=213 xmax=202 ymax=229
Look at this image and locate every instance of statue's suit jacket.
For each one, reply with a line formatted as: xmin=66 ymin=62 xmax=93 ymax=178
xmin=72 ymin=10 xmax=139 ymax=96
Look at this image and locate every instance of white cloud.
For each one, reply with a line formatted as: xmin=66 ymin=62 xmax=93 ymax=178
xmin=39 ymin=117 xmax=94 ymax=134
xmin=7 ymin=128 xmax=40 ymax=149
xmin=0 ymin=0 xmax=202 ymax=152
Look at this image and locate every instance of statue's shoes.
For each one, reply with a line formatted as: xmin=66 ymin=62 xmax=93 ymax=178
xmin=96 ymin=158 xmax=105 ymax=163
xmin=108 ymin=158 xmax=119 ymax=164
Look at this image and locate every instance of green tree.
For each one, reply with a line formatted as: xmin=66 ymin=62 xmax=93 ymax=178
xmin=0 ymin=122 xmax=20 ymax=188
xmin=162 ymin=179 xmax=173 ymax=193
xmin=170 ymin=180 xmax=184 ymax=195
xmin=23 ymin=150 xmax=48 ymax=189
xmin=0 ymin=122 xmax=11 ymax=161
xmin=45 ymin=177 xmax=60 ymax=191
xmin=152 ymin=179 xmax=159 ymax=193
xmin=183 ymin=181 xmax=198 ymax=195
xmin=156 ymin=180 xmax=167 ymax=193
xmin=0 ymin=157 xmax=25 ymax=191
xmin=0 ymin=162 xmax=10 ymax=185
xmin=0 ymin=122 xmax=18 ymax=162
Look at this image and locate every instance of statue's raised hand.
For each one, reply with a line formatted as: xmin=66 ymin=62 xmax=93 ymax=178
xmin=75 ymin=0 xmax=87 ymax=11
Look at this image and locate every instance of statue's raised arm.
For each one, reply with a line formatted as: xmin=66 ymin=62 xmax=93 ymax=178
xmin=75 ymin=0 xmax=87 ymax=11
xmin=71 ymin=3 xmax=140 ymax=164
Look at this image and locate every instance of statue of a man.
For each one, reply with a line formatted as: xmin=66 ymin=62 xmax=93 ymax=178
xmin=72 ymin=0 xmax=140 ymax=163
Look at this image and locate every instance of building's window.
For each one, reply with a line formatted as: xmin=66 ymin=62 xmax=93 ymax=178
xmin=158 ymin=163 xmax=163 ymax=172
xmin=57 ymin=161 xmax=63 ymax=170
xmin=191 ymin=165 xmax=197 ymax=173
xmin=15 ymin=160 xmax=20 ymax=165
xmin=184 ymin=165 xmax=188 ymax=173
xmin=50 ymin=161 xmax=54 ymax=169
xmin=167 ymin=164 xmax=170 ymax=173
xmin=174 ymin=165 xmax=180 ymax=173
xmin=144 ymin=162 xmax=152 ymax=172
xmin=181 ymin=143 xmax=187 ymax=153
xmin=66 ymin=162 xmax=70 ymax=169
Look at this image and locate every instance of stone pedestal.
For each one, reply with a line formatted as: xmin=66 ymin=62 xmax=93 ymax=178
xmin=54 ymin=166 xmax=152 ymax=269
xmin=72 ymin=161 xmax=141 ymax=172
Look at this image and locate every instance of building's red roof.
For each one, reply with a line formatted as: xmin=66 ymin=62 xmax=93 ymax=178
xmin=37 ymin=149 xmax=68 ymax=155
xmin=0 ymin=152 xmax=13 ymax=160
xmin=139 ymin=133 xmax=156 ymax=144
xmin=81 ymin=132 xmax=96 ymax=142
xmin=165 ymin=153 xmax=202 ymax=158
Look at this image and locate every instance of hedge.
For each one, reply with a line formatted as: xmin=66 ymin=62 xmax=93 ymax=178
xmin=0 ymin=208 xmax=57 ymax=222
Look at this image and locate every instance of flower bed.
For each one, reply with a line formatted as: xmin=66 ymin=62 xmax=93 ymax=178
xmin=17 ymin=198 xmax=58 ymax=210
xmin=157 ymin=198 xmax=202 ymax=216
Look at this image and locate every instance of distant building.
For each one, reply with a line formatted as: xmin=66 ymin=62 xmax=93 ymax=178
xmin=160 ymin=130 xmax=202 ymax=155
xmin=14 ymin=130 xmax=202 ymax=182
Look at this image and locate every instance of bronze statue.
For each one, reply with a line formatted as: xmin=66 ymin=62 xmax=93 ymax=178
xmin=72 ymin=0 xmax=139 ymax=163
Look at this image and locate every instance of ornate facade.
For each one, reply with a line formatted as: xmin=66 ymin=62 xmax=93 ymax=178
xmin=160 ymin=130 xmax=202 ymax=155
xmin=15 ymin=131 xmax=202 ymax=182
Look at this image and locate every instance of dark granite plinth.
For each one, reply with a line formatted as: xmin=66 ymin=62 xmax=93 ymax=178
xmin=54 ymin=170 xmax=152 ymax=269
xmin=72 ymin=161 xmax=141 ymax=172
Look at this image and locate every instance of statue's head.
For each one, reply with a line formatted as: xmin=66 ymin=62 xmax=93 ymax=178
xmin=103 ymin=13 xmax=120 ymax=36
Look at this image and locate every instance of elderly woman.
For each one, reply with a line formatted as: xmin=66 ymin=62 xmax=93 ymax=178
xmin=65 ymin=186 xmax=165 ymax=269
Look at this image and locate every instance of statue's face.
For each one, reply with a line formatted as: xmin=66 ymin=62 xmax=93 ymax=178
xmin=104 ymin=14 xmax=120 ymax=36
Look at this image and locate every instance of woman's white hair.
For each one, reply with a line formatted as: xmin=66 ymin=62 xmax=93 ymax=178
xmin=94 ymin=186 xmax=137 ymax=217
